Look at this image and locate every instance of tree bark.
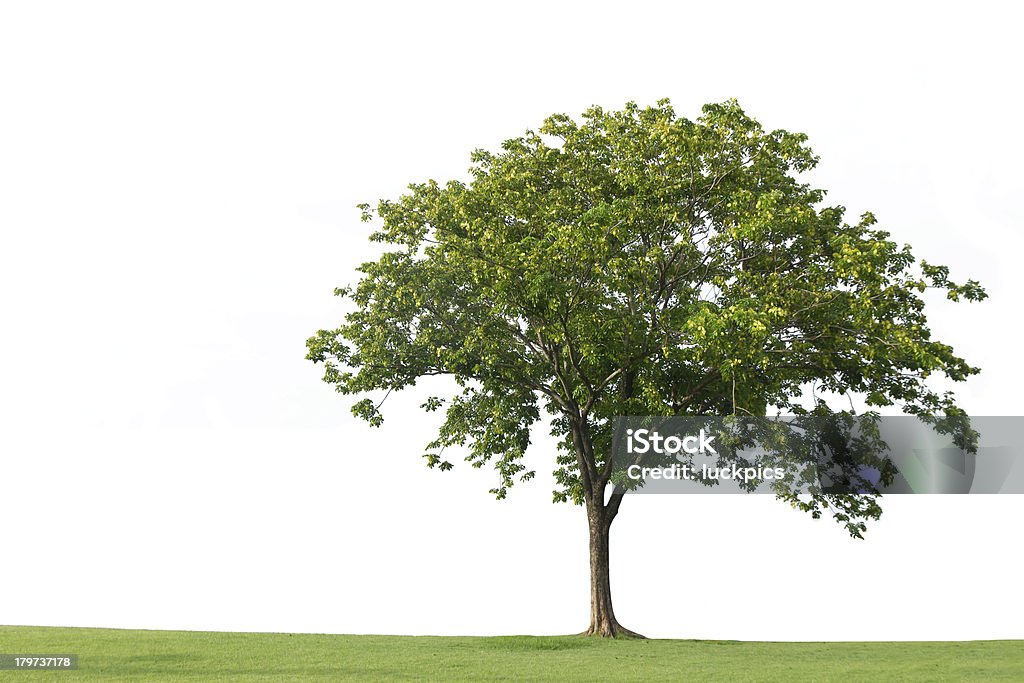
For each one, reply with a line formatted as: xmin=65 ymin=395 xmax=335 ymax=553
xmin=581 ymin=502 xmax=645 ymax=638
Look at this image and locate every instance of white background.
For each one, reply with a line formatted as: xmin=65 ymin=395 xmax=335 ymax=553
xmin=2 ymin=1 xmax=1022 ymax=641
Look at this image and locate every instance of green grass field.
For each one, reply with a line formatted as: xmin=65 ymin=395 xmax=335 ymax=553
xmin=1 ymin=626 xmax=1022 ymax=681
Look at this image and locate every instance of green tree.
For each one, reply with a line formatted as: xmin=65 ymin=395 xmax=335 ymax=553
xmin=307 ymin=99 xmax=985 ymax=637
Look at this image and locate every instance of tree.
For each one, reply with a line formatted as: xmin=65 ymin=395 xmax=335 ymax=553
xmin=306 ymin=99 xmax=985 ymax=637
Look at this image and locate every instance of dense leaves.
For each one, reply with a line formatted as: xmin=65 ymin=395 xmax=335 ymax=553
xmin=307 ymin=99 xmax=984 ymax=536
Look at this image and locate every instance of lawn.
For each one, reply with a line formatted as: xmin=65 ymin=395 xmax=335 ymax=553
xmin=1 ymin=626 xmax=1021 ymax=681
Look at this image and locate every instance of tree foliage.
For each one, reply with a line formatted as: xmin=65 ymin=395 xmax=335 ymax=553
xmin=307 ymin=99 xmax=985 ymax=537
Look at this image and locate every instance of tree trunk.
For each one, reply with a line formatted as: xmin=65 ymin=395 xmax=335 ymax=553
xmin=581 ymin=504 xmax=645 ymax=638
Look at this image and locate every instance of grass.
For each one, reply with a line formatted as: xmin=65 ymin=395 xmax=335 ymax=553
xmin=0 ymin=626 xmax=1022 ymax=681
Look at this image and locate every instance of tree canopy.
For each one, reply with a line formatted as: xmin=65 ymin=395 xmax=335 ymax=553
xmin=309 ymin=99 xmax=983 ymax=533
